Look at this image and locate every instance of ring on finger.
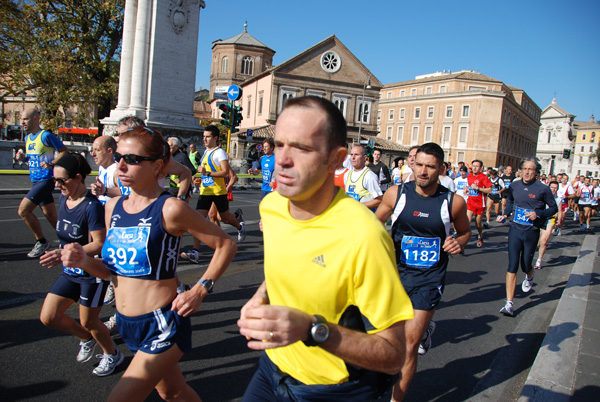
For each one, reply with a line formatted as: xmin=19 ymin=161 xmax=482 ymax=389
xmin=269 ymin=331 xmax=274 ymax=340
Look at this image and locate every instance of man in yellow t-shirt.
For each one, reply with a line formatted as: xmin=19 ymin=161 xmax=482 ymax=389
xmin=238 ymin=96 xmax=413 ymax=401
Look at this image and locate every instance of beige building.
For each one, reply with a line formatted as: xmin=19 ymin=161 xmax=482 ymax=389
xmin=377 ymin=71 xmax=541 ymax=169
xmin=571 ymin=116 xmax=600 ymax=178
xmin=206 ymin=29 xmax=409 ymax=164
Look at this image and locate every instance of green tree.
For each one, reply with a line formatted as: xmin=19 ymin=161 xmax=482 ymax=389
xmin=0 ymin=0 xmax=124 ymax=131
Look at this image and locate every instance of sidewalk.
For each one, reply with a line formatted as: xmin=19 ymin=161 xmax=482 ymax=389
xmin=519 ymin=234 xmax=600 ymax=401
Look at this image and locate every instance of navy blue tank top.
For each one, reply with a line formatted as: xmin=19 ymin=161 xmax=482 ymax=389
xmin=102 ymin=192 xmax=181 ymax=280
xmin=57 ymin=191 xmax=105 ymax=281
xmin=391 ymin=182 xmax=453 ymax=286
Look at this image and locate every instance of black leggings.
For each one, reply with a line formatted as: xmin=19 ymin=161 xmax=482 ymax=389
xmin=507 ymin=226 xmax=540 ymax=274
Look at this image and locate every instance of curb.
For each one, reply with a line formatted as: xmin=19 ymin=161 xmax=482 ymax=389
xmin=518 ymin=234 xmax=596 ymax=401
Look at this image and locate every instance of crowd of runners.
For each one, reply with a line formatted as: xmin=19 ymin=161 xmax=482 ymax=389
xmin=16 ymin=98 xmax=597 ymax=401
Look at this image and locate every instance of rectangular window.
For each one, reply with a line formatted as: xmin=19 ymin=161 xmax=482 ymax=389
xmin=425 ymin=126 xmax=433 ymax=142
xmin=427 ymin=106 xmax=434 ymax=119
xmin=581 ymin=146 xmax=584 ymax=152
xmin=462 ymin=105 xmax=470 ymax=117
xmin=579 ymin=156 xmax=583 ymax=164
xmin=357 ymin=100 xmax=372 ymax=124
xmin=397 ymin=126 xmax=404 ymax=143
xmin=280 ymin=88 xmax=297 ymax=111
xmin=387 ymin=91 xmax=392 ymax=99
xmin=590 ymin=146 xmax=594 ymax=152
xmin=247 ymin=96 xmax=251 ymax=117
xmin=468 ymin=85 xmax=487 ymax=91
xmin=414 ymin=107 xmax=421 ymax=119
xmin=412 ymin=126 xmax=419 ymax=143
xmin=333 ymin=94 xmax=348 ymax=118
xmin=411 ymin=88 xmax=417 ymax=96
xmin=377 ymin=110 xmax=382 ymax=121
xmin=443 ymin=126 xmax=451 ymax=143
xmin=389 ymin=109 xmax=394 ymax=120
xmin=400 ymin=90 xmax=405 ymax=97
xmin=425 ymin=86 xmax=432 ymax=94
xmin=387 ymin=126 xmax=393 ymax=140
xmin=439 ymin=85 xmax=447 ymax=94
xmin=446 ymin=106 xmax=453 ymax=118
xmin=459 ymin=126 xmax=468 ymax=143
xmin=399 ymin=108 xmax=405 ymax=119
xmin=258 ymin=92 xmax=264 ymax=115
xmin=457 ymin=151 xmax=465 ymax=163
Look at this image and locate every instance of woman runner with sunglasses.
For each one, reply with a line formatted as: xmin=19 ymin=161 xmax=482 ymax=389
xmin=39 ymin=152 xmax=123 ymax=376
xmin=61 ymin=126 xmax=237 ymax=401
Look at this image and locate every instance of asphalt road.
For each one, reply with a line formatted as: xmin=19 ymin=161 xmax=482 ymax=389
xmin=0 ymin=188 xmax=586 ymax=402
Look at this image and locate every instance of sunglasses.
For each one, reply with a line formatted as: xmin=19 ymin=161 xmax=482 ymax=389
xmin=113 ymin=152 xmax=158 ymax=165
xmin=53 ymin=177 xmax=71 ymax=186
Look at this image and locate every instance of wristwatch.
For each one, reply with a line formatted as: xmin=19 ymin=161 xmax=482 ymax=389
xmin=206 ymin=171 xmax=211 ymax=177
xmin=197 ymin=278 xmax=214 ymax=294
xmin=178 ymin=195 xmax=186 ymax=201
xmin=303 ymin=315 xmax=329 ymax=347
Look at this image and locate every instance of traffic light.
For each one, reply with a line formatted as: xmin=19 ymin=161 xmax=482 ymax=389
xmin=219 ymin=103 xmax=231 ymax=128
xmin=563 ymin=149 xmax=571 ymax=159
xmin=232 ymin=106 xmax=243 ymax=133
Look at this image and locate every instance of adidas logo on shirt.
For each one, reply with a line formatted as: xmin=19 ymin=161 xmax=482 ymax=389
xmin=312 ymin=255 xmax=326 ymax=268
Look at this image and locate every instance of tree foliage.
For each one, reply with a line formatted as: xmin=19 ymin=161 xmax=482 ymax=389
xmin=0 ymin=0 xmax=124 ymax=131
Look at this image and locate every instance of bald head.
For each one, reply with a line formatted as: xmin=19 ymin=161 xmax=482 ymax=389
xmin=92 ymin=135 xmax=117 ymax=168
xmin=22 ymin=108 xmax=41 ymax=133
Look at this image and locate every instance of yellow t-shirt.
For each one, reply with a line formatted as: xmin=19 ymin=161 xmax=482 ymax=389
xmin=262 ymin=188 xmax=414 ymax=385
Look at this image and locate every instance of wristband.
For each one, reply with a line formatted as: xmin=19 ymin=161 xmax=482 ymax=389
xmin=103 ymin=188 xmax=108 ymax=196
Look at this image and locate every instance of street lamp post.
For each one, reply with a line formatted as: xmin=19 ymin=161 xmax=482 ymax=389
xmin=358 ymin=74 xmax=371 ymax=143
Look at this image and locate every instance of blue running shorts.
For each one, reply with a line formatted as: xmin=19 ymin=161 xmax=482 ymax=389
xmin=116 ymin=303 xmax=191 ymax=355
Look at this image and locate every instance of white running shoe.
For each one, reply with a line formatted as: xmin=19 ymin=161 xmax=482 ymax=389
xmin=522 ymin=274 xmax=534 ymax=293
xmin=180 ymin=250 xmax=200 ymax=264
xmin=77 ymin=338 xmax=98 ymax=363
xmin=93 ymin=349 xmax=125 ymax=376
xmin=27 ymin=240 xmax=50 ymax=258
xmin=103 ymin=283 xmax=115 ymax=305
xmin=104 ymin=315 xmax=120 ymax=339
xmin=418 ymin=321 xmax=436 ymax=355
xmin=534 ymin=259 xmax=542 ymax=270
xmin=499 ymin=301 xmax=514 ymax=316
xmin=238 ymin=221 xmax=246 ymax=243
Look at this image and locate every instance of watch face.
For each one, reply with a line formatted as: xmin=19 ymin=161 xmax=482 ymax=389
xmin=312 ymin=323 xmax=329 ymax=343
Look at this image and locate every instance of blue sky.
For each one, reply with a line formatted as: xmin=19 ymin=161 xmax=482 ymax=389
xmin=195 ymin=0 xmax=599 ymax=122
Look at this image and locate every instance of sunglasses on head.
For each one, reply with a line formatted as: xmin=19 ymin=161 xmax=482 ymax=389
xmin=113 ymin=152 xmax=158 ymax=165
xmin=53 ymin=177 xmax=71 ymax=186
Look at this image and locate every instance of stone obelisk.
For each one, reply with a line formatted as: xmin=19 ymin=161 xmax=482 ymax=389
xmin=101 ymin=0 xmax=205 ymax=137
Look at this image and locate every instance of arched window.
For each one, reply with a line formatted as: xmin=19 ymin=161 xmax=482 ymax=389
xmin=221 ymin=56 xmax=229 ymax=73
xmin=241 ymin=56 xmax=253 ymax=75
